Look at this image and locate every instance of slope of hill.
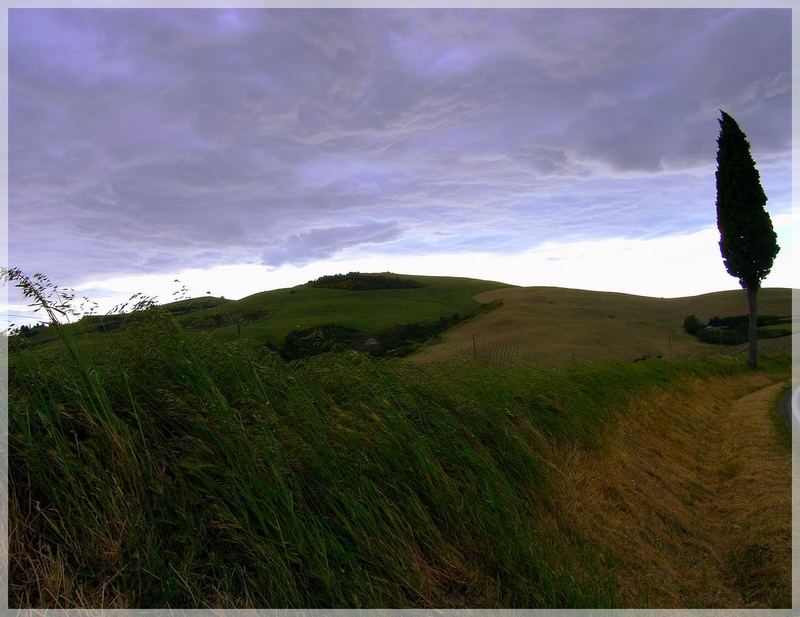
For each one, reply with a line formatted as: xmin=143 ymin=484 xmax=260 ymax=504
xmin=17 ymin=274 xmax=510 ymax=355
xmin=15 ymin=272 xmax=792 ymax=365
xmin=8 ymin=307 xmax=790 ymax=606
xmin=411 ymin=286 xmax=794 ymax=364
xmin=7 ymin=269 xmax=791 ymax=607
xmin=185 ymin=273 xmax=509 ymax=345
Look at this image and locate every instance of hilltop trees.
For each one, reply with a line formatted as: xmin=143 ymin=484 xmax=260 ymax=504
xmin=715 ymin=110 xmax=780 ymax=368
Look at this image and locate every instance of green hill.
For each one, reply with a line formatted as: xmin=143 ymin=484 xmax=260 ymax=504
xmin=17 ymin=273 xmax=510 ymax=356
xmin=181 ymin=273 xmax=508 ymax=344
xmin=14 ymin=273 xmax=794 ymax=364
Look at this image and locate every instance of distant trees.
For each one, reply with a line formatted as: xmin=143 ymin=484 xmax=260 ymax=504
xmin=714 ymin=110 xmax=780 ymax=368
xmin=683 ymin=315 xmax=703 ymax=335
xmin=683 ymin=313 xmax=791 ymax=347
xmin=307 ymin=272 xmax=424 ymax=291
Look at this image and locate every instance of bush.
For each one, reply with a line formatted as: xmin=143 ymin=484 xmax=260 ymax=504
xmin=306 ymin=272 xmax=424 ymax=291
xmin=278 ymin=313 xmax=467 ymax=360
xmin=758 ymin=326 xmax=792 ymax=340
xmin=695 ymin=327 xmax=748 ymax=346
xmin=280 ymin=324 xmax=363 ymax=360
xmin=683 ymin=315 xmax=703 ymax=335
xmin=684 ymin=313 xmax=791 ymax=346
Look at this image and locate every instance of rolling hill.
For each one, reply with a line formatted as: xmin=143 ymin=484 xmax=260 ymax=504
xmin=410 ymin=286 xmax=794 ymax=364
xmin=184 ymin=273 xmax=508 ymax=344
xmin=17 ymin=273 xmax=510 ymax=355
xmin=15 ymin=272 xmax=793 ymax=364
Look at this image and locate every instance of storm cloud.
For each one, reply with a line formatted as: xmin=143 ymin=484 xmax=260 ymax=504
xmin=9 ymin=8 xmax=791 ymax=287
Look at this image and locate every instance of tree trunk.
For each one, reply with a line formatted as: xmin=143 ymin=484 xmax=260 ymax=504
xmin=746 ymin=286 xmax=758 ymax=369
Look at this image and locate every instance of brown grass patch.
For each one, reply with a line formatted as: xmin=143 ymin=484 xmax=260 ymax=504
xmin=411 ymin=287 xmax=792 ymax=364
xmin=547 ymin=373 xmax=791 ymax=607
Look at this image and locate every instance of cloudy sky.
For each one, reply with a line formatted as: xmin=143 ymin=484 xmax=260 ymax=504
xmin=7 ymin=8 xmax=795 ymax=322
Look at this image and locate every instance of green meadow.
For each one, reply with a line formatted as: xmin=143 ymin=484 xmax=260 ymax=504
xmin=18 ymin=274 xmax=507 ymax=355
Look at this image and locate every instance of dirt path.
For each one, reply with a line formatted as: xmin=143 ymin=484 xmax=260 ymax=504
xmin=551 ymin=373 xmax=791 ymax=607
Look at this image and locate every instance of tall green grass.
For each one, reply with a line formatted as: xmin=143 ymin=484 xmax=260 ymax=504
xmin=9 ymin=304 xmax=783 ymax=608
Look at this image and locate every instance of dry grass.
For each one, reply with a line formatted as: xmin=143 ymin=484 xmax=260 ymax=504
xmin=546 ymin=373 xmax=791 ymax=607
xmin=411 ymin=286 xmax=793 ymax=364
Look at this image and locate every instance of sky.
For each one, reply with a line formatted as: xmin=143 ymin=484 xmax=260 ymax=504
xmin=6 ymin=8 xmax=795 ymax=325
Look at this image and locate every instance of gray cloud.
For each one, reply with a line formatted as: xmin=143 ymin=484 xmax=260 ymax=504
xmin=261 ymin=221 xmax=403 ymax=266
xmin=9 ymin=8 xmax=791 ymax=288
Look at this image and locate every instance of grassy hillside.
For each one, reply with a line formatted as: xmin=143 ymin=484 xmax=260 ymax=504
xmin=7 ymin=265 xmax=791 ymax=608
xmin=8 ymin=303 xmax=790 ymax=608
xmin=19 ymin=273 xmax=508 ymax=356
xmin=188 ymin=273 xmax=507 ymax=344
xmin=412 ymin=286 xmax=794 ymax=364
xmin=17 ymin=273 xmax=791 ymax=365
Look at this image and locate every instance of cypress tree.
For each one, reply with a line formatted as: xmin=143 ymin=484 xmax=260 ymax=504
xmin=715 ymin=110 xmax=780 ymax=368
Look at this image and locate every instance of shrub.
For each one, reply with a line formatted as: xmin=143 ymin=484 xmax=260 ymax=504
xmin=684 ymin=313 xmax=790 ymax=346
xmin=306 ymin=272 xmax=424 ymax=291
xmin=683 ymin=315 xmax=704 ymax=335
